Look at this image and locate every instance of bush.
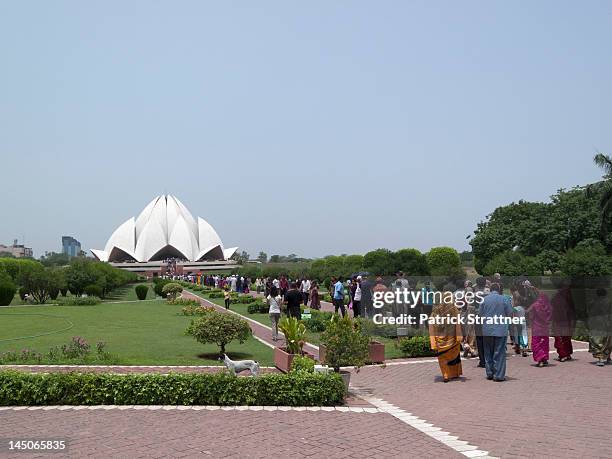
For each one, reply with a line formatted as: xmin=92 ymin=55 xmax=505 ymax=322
xmin=398 ymin=336 xmax=436 ymax=358
xmin=57 ymin=296 xmax=101 ymax=306
xmin=162 ymin=282 xmax=183 ymax=300
xmin=84 ymin=284 xmax=103 ymax=298
xmin=168 ymin=298 xmax=201 ymax=307
xmin=181 ymin=305 xmax=215 ymax=316
xmin=321 ymin=314 xmax=369 ymax=372
xmin=304 ymin=310 xmax=333 ymax=332
xmin=135 ymin=284 xmax=149 ymax=300
xmin=186 ymin=311 xmax=252 ymax=355
xmin=291 ymin=356 xmax=315 ymax=373
xmin=0 ymin=273 xmax=16 ymax=306
xmin=208 ymin=292 xmax=225 ymax=299
xmin=153 ymin=278 xmax=172 ymax=296
xmin=246 ymin=299 xmax=267 ymax=314
xmin=0 ymin=371 xmax=345 ymax=406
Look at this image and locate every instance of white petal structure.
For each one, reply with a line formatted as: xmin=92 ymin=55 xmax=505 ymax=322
xmin=91 ymin=195 xmax=237 ymax=263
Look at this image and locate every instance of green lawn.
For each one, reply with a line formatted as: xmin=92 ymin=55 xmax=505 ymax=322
xmin=0 ymin=300 xmax=273 ymax=365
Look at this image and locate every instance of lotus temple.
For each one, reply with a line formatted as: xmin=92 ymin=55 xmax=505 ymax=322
xmin=91 ymin=195 xmax=239 ymax=275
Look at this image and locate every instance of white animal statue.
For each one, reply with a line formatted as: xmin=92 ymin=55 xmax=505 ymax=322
xmin=222 ymin=353 xmax=259 ymax=376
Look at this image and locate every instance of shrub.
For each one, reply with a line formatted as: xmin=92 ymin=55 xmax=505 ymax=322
xmin=57 ymin=296 xmax=101 ymax=306
xmin=168 ymin=298 xmax=201 ymax=307
xmin=162 ymin=282 xmax=183 ymax=300
xmin=84 ymin=284 xmax=103 ymax=298
xmin=181 ymin=305 xmax=215 ymax=316
xmin=135 ymin=284 xmax=149 ymax=300
xmin=399 ymin=336 xmax=436 ymax=358
xmin=0 ymin=273 xmax=16 ymax=306
xmin=321 ymin=314 xmax=369 ymax=372
xmin=0 ymin=371 xmax=345 ymax=406
xmin=291 ymin=356 xmax=315 ymax=373
xmin=153 ymin=278 xmax=172 ymax=296
xmin=304 ymin=310 xmax=333 ymax=332
xmin=246 ymin=299 xmax=267 ymax=314
xmin=208 ymin=292 xmax=224 ymax=299
xmin=186 ymin=311 xmax=251 ymax=355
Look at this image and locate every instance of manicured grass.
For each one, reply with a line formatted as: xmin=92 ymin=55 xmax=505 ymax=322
xmin=0 ymin=300 xmax=273 ymax=365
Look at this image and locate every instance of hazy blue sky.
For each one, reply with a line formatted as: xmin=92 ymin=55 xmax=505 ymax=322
xmin=1 ymin=1 xmax=610 ymax=258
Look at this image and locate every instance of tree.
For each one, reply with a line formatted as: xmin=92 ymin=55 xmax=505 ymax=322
xmin=559 ymin=239 xmax=612 ymax=276
xmin=0 ymin=271 xmax=16 ymax=306
xmin=232 ymin=251 xmax=250 ymax=264
xmin=0 ymin=252 xmax=15 ymax=258
xmin=186 ymin=311 xmax=252 ymax=356
xmin=363 ymin=249 xmax=395 ymax=276
xmin=482 ymin=251 xmax=543 ymax=277
xmin=593 ymin=153 xmax=612 ymax=238
xmin=257 ymin=251 xmax=268 ymax=263
xmin=426 ymin=247 xmax=461 ymax=276
xmin=40 ymin=252 xmax=70 ymax=267
xmin=269 ymin=255 xmax=281 ymax=263
xmin=394 ymin=248 xmax=429 ymax=276
xmin=18 ymin=265 xmax=63 ymax=304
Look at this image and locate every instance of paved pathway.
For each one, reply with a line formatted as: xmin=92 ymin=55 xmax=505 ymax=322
xmin=3 ymin=287 xmax=610 ymax=458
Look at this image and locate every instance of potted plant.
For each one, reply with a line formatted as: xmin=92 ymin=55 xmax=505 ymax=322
xmin=320 ymin=314 xmax=369 ymax=390
xmin=274 ymin=317 xmax=307 ymax=373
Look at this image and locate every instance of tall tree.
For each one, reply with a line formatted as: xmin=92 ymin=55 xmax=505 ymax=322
xmin=593 ymin=152 xmax=612 ymax=237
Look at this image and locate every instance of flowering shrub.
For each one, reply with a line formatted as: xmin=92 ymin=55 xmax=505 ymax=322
xmin=180 ymin=305 xmax=215 ymax=316
xmin=167 ymin=298 xmax=200 ymax=307
xmin=0 ymin=337 xmax=117 ymax=364
xmin=62 ymin=336 xmax=90 ymax=359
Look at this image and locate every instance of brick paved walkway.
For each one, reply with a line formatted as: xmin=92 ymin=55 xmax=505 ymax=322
xmin=0 ymin=409 xmax=461 ymax=458
xmin=350 ymin=340 xmax=612 ymax=459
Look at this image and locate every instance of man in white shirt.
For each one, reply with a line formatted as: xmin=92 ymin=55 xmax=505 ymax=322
xmin=301 ymin=278 xmax=311 ymax=306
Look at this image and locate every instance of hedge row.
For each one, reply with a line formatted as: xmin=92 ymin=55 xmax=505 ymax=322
xmin=0 ymin=371 xmax=345 ymax=406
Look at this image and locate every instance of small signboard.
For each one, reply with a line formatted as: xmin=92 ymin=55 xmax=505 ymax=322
xmin=302 ymin=309 xmax=312 ymax=320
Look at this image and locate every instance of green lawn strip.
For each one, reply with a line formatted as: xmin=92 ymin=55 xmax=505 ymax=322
xmin=0 ymin=300 xmax=273 ymax=366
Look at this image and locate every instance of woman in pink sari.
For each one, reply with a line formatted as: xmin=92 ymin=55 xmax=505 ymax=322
xmin=551 ymin=279 xmax=576 ymax=362
xmin=526 ymin=283 xmax=552 ymax=367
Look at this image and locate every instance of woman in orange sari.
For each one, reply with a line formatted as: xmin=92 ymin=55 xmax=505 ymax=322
xmin=429 ymin=301 xmax=463 ymax=383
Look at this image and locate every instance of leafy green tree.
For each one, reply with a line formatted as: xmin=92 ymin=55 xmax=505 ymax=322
xmin=592 ymin=153 xmax=612 ymax=238
xmin=162 ymin=282 xmax=183 ymax=300
xmin=0 ymin=271 xmax=16 ymax=306
xmin=0 ymin=252 xmax=15 ymax=258
xmin=186 ymin=311 xmax=252 ymax=356
xmin=257 ymin=251 xmax=268 ymax=263
xmin=426 ymin=247 xmax=461 ymax=276
xmin=394 ymin=248 xmax=429 ymax=275
xmin=559 ymin=240 xmax=612 ymax=276
xmin=363 ymin=249 xmax=395 ymax=276
xmin=482 ymin=251 xmax=543 ymax=276
xmin=39 ymin=252 xmax=70 ymax=267
xmin=18 ymin=265 xmax=64 ymax=304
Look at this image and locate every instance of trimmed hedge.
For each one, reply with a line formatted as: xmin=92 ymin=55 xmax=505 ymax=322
xmin=135 ymin=284 xmax=149 ymax=300
xmin=399 ymin=336 xmax=436 ymax=357
xmin=0 ymin=371 xmax=345 ymax=406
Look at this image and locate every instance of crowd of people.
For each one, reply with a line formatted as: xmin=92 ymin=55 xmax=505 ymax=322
xmin=176 ymin=270 xmax=612 ymax=383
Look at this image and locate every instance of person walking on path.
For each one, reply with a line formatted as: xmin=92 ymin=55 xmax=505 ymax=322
xmin=284 ymin=282 xmax=303 ymax=320
xmin=479 ymin=283 xmax=513 ymax=381
xmin=309 ymin=281 xmax=321 ymax=310
xmin=351 ymin=276 xmax=362 ymax=318
xmin=332 ymin=276 xmax=346 ymax=317
xmin=551 ymin=278 xmax=576 ymax=362
xmin=429 ymin=301 xmax=463 ymax=383
xmin=267 ymin=286 xmax=282 ymax=341
xmin=301 ymin=278 xmax=311 ymax=306
xmin=223 ymin=288 xmax=231 ymax=309
xmin=525 ymin=282 xmax=552 ymax=367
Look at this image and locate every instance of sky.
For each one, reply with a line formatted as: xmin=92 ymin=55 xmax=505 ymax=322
xmin=1 ymin=1 xmax=611 ymax=259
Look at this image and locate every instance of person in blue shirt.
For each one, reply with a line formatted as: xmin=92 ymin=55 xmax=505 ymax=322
xmin=331 ymin=276 xmax=346 ymax=317
xmin=479 ymin=283 xmax=513 ymax=381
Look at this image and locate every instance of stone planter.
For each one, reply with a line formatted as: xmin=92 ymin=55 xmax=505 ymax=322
xmin=274 ymin=347 xmax=315 ymax=373
xmin=368 ymin=340 xmax=385 ymax=363
xmin=339 ymin=370 xmax=351 ymax=392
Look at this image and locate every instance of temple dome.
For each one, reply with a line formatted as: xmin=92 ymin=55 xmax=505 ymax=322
xmin=91 ymin=195 xmax=237 ymax=262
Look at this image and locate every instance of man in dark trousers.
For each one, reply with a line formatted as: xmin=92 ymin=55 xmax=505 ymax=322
xmin=284 ymin=282 xmax=303 ymax=320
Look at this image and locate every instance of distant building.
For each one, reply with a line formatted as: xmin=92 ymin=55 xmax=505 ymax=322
xmin=0 ymin=239 xmax=33 ymax=258
xmin=62 ymin=236 xmax=82 ymax=258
